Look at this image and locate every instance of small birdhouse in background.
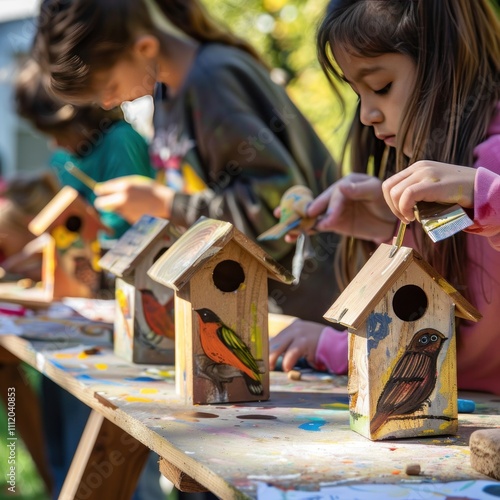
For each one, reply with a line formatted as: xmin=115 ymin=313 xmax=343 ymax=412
xmin=98 ymin=215 xmax=180 ymax=364
xmin=28 ymin=186 xmax=108 ymax=301
xmin=148 ymin=217 xmax=294 ymax=405
xmin=324 ymin=243 xmax=481 ymax=441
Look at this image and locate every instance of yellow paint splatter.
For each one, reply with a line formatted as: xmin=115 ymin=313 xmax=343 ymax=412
xmin=94 ymin=363 xmax=108 ymax=371
xmin=321 ymin=403 xmax=349 ymax=410
xmin=125 ymin=396 xmax=153 ymax=403
xmin=140 ymin=388 xmax=158 ymax=395
xmin=54 ymin=353 xmax=76 ymax=359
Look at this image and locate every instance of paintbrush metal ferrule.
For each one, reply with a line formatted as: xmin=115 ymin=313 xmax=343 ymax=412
xmin=415 ymin=202 xmax=473 ymax=243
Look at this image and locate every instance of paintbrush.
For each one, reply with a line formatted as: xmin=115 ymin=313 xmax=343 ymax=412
xmin=64 ymin=162 xmax=97 ymax=191
xmin=389 ymin=220 xmax=407 ymax=257
xmin=414 ymin=201 xmax=473 ymax=243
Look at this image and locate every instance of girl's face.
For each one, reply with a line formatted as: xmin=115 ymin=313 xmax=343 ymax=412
xmin=92 ymin=57 xmax=157 ymax=110
xmin=91 ymin=36 xmax=160 ymax=110
xmin=334 ymin=50 xmax=417 ymax=157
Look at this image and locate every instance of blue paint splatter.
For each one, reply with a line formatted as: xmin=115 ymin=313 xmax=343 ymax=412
xmin=483 ymin=484 xmax=500 ymax=497
xmin=125 ymin=376 xmax=161 ymax=382
xmin=75 ymin=374 xmax=124 ymax=386
xmin=299 ymin=417 xmax=326 ymax=432
xmin=367 ymin=312 xmax=392 ymax=353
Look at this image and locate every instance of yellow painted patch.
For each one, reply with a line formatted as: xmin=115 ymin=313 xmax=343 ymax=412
xmin=125 ymin=396 xmax=153 ymax=403
xmin=321 ymin=403 xmax=349 ymax=410
xmin=94 ymin=363 xmax=108 ymax=371
xmin=140 ymin=388 xmax=159 ymax=395
xmin=182 ymin=164 xmax=206 ymax=193
xmin=54 ymin=353 xmax=75 ymax=359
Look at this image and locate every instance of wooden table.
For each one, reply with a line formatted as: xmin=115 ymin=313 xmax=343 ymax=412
xmin=1 ymin=314 xmax=499 ymax=500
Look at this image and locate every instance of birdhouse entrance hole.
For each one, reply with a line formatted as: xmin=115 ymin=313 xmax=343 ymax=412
xmin=392 ymin=284 xmax=428 ymax=322
xmin=66 ymin=215 xmax=82 ymax=233
xmin=212 ymin=260 xmax=245 ymax=292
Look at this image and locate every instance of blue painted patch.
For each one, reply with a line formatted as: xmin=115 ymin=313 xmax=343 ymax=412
xmin=299 ymin=417 xmax=326 ymax=432
xmin=75 ymin=374 xmax=124 ymax=386
xmin=125 ymin=376 xmax=161 ymax=382
xmin=367 ymin=312 xmax=392 ymax=353
xmin=483 ymin=484 xmax=500 ymax=496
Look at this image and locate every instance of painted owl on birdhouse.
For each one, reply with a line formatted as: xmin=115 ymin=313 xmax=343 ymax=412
xmin=324 ymin=243 xmax=481 ymax=441
xmin=148 ymin=217 xmax=294 ymax=404
xmin=98 ymin=215 xmax=180 ymax=364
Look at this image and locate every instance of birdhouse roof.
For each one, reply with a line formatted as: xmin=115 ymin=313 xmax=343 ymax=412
xmin=148 ymin=217 xmax=294 ymax=291
xmin=98 ymin=216 xmax=180 ymax=278
xmin=324 ymin=243 xmax=482 ymax=330
xmin=28 ymin=186 xmax=107 ymax=236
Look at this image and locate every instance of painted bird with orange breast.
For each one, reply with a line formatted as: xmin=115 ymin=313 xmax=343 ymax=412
xmin=195 ymin=308 xmax=263 ymax=395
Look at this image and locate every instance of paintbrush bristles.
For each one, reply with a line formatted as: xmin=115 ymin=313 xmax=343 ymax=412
xmin=415 ymin=202 xmax=473 ymax=243
xmin=389 ymin=221 xmax=407 ymax=257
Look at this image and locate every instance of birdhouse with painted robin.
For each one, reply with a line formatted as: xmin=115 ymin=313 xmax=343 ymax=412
xmin=324 ymin=243 xmax=481 ymax=441
xmin=98 ymin=215 xmax=180 ymax=364
xmin=27 ymin=186 xmax=108 ymax=303
xmin=148 ymin=217 xmax=294 ymax=404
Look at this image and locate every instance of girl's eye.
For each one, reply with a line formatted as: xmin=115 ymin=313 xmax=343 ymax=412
xmin=374 ymin=83 xmax=392 ymax=95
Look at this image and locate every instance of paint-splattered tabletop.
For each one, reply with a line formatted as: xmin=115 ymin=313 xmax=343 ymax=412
xmin=1 ymin=315 xmax=499 ymax=499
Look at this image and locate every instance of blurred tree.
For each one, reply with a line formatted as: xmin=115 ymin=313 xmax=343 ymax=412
xmin=201 ymin=0 xmax=355 ymax=164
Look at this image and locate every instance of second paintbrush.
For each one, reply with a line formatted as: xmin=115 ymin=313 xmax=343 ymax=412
xmin=64 ymin=162 xmax=97 ymax=191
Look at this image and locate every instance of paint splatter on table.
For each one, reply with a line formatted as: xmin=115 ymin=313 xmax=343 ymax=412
xmin=0 ymin=319 xmax=499 ymax=500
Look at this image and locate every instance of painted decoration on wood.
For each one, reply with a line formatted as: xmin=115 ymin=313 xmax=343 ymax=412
xmin=148 ymin=217 xmax=293 ymax=404
xmin=195 ymin=308 xmax=264 ymax=396
xmin=324 ymin=243 xmax=481 ymax=441
xmin=99 ymin=215 xmax=180 ymax=364
xmin=27 ymin=186 xmax=107 ymax=301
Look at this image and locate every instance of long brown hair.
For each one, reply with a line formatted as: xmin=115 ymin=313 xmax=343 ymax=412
xmin=33 ymin=0 xmax=265 ymax=101
xmin=318 ymin=0 xmax=500 ymax=297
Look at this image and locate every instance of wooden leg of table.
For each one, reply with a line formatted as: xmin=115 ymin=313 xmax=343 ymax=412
xmin=159 ymin=457 xmax=208 ymax=493
xmin=59 ymin=409 xmax=150 ymax=500
xmin=0 ymin=349 xmax=53 ymax=494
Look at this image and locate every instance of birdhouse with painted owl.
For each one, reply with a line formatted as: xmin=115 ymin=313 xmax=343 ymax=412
xmin=28 ymin=186 xmax=108 ymax=302
xmin=148 ymin=217 xmax=294 ymax=405
xmin=324 ymin=243 xmax=481 ymax=441
xmin=98 ymin=215 xmax=180 ymax=364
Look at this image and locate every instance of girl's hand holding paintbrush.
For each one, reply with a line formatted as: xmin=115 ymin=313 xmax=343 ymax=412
xmin=303 ymin=173 xmax=395 ymax=244
xmin=382 ymin=160 xmax=476 ymax=224
xmin=94 ymin=175 xmax=176 ymax=224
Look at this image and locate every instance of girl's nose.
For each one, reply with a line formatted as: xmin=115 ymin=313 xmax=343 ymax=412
xmin=360 ymin=102 xmax=383 ymax=127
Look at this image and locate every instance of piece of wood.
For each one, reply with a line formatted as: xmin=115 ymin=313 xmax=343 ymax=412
xmin=60 ymin=409 xmax=149 ymax=500
xmin=0 ymin=349 xmax=53 ymax=494
xmin=148 ymin=218 xmax=290 ymax=404
xmin=470 ymin=429 xmax=500 ymax=480
xmin=99 ymin=216 xmax=178 ymax=364
xmin=159 ymin=458 xmax=208 ymax=493
xmin=325 ymin=244 xmax=464 ymax=441
xmin=0 ymin=329 xmax=499 ymax=500
xmin=27 ymin=186 xmax=107 ymax=301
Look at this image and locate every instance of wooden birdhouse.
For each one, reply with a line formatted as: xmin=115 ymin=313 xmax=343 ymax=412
xmin=98 ymin=215 xmax=180 ymax=364
xmin=148 ymin=217 xmax=294 ymax=405
xmin=27 ymin=186 xmax=108 ymax=302
xmin=324 ymin=243 xmax=481 ymax=441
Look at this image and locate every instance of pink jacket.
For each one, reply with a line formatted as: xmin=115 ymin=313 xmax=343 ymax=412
xmin=316 ymin=104 xmax=500 ymax=395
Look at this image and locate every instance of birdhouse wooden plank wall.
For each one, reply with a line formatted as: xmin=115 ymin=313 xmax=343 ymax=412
xmin=148 ymin=217 xmax=294 ymax=405
xmin=324 ymin=243 xmax=481 ymax=441
xmin=98 ymin=215 xmax=180 ymax=364
xmin=27 ymin=186 xmax=108 ymax=302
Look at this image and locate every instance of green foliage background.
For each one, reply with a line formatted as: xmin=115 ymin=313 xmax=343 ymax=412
xmin=202 ymin=0 xmax=355 ymax=163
